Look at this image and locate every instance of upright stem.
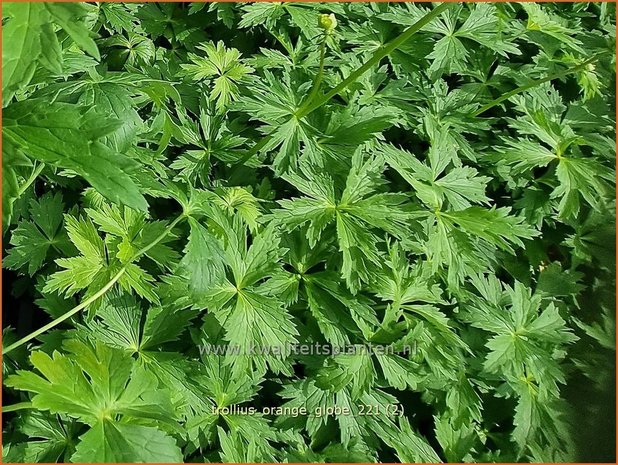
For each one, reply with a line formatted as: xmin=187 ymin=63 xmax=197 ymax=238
xmin=297 ymin=2 xmax=450 ymax=119
xmin=234 ymin=3 xmax=451 ymax=167
xmin=3 ymin=214 xmax=187 ymax=355
xmin=300 ymin=38 xmax=327 ymax=114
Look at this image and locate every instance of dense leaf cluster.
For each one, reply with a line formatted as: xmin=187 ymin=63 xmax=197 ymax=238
xmin=2 ymin=2 xmax=616 ymax=463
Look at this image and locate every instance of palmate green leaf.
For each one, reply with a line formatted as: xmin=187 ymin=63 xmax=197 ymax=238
xmin=464 ymin=277 xmax=577 ymax=393
xmin=565 ymin=208 xmax=616 ymax=268
xmin=278 ymin=430 xmax=377 ymax=463
xmin=368 ymin=241 xmax=465 ymax=380
xmin=206 ymin=3 xmax=236 ymax=29
xmin=237 ymin=2 xmax=287 ymax=29
xmin=2 ymin=3 xmax=100 ymax=105
xmin=275 ymin=153 xmax=412 ymax=293
xmin=188 ymin=215 xmax=299 ymax=373
xmin=181 ymin=41 xmax=253 ymax=111
xmin=321 ymin=105 xmax=398 ymax=151
xmin=495 ymin=138 xmax=557 ymax=178
xmin=101 ymin=33 xmax=155 ymax=67
xmin=278 ymin=378 xmax=431 ymax=456
xmin=496 ymin=140 xmax=613 ymax=219
xmin=494 ymin=84 xmax=615 ymax=218
xmin=134 ymin=3 xmax=173 ymax=39
xmin=183 ymin=352 xmax=280 ymax=458
xmin=234 ymin=71 xmax=316 ymax=172
xmin=392 ymin=312 xmax=467 ymax=387
xmin=43 ymin=215 xmax=106 ymax=297
xmin=14 ymin=412 xmax=80 ymax=463
xmin=370 ymin=241 xmax=444 ymax=314
xmin=445 ymin=373 xmax=483 ymax=427
xmin=439 ymin=207 xmax=537 ymax=253
xmin=100 ymin=3 xmax=139 ymax=33
xmin=552 ymin=156 xmax=614 ymax=218
xmin=535 ymin=262 xmax=584 ymax=299
xmin=169 ymin=109 xmax=250 ymax=181
xmin=374 ymin=352 xmax=423 ymax=391
xmin=217 ymin=427 xmax=276 ymax=463
xmin=381 ymin=143 xmax=490 ymax=210
xmin=520 ymin=3 xmax=585 ymax=54
xmin=2 ymin=4 xmax=62 ymax=104
xmin=219 ymin=415 xmax=279 ymax=462
xmin=5 ymin=340 xmax=183 ymax=463
xmin=4 ymin=193 xmax=73 ymax=276
xmin=80 ymin=286 xmax=191 ymax=352
xmin=76 ymin=82 xmax=144 ymax=153
xmin=421 ymin=84 xmax=487 ymax=164
xmin=82 ymin=192 xmax=179 ymax=269
xmin=208 ymin=285 xmax=299 ymax=375
xmin=200 ymin=187 xmax=262 ymax=232
xmin=434 ymin=414 xmax=478 ymax=462
xmin=382 ymin=3 xmax=519 ymax=79
xmin=82 ymin=292 xmax=142 ymax=352
xmin=71 ymin=421 xmax=183 ymax=463
xmin=316 ymin=341 xmax=425 ymax=394
xmin=511 ymin=380 xmax=575 ymax=461
xmin=43 ymin=214 xmax=158 ymax=303
xmin=305 ymin=272 xmax=376 ymax=345
xmin=418 ymin=206 xmax=538 ymax=287
xmin=381 ymin=142 xmax=537 ymax=286
xmin=303 ymin=105 xmax=399 ymax=169
xmin=277 ymin=379 xmax=359 ymax=447
xmin=6 ymin=340 xmax=178 ymax=424
xmin=316 ymin=349 xmax=375 ymax=399
xmin=3 ymin=100 xmax=148 ymax=212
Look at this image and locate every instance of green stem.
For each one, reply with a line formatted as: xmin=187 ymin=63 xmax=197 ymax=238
xmin=300 ymin=37 xmax=327 ymax=113
xmin=234 ymin=3 xmax=451 ymax=167
xmin=3 ymin=214 xmax=186 ymax=356
xmin=471 ymin=54 xmax=604 ymax=117
xmin=235 ymin=134 xmax=274 ymax=167
xmin=133 ymin=213 xmax=185 ymax=259
xmin=3 ymin=269 xmax=126 ymax=355
xmin=297 ymin=3 xmax=451 ymax=119
xmin=3 ymin=402 xmax=34 ymax=413
xmin=17 ymin=162 xmax=45 ymax=197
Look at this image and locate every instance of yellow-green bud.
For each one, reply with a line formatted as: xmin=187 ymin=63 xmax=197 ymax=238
xmin=318 ymin=13 xmax=337 ymax=33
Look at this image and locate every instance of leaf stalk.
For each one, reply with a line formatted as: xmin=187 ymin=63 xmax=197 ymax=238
xmin=297 ymin=2 xmax=450 ymax=119
xmin=3 ymin=214 xmax=187 ymax=355
xmin=471 ymin=53 xmax=606 ymax=117
xmin=2 ymin=402 xmax=33 ymax=412
xmin=16 ymin=162 xmax=45 ymax=197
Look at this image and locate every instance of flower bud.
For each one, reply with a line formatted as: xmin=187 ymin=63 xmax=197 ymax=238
xmin=318 ymin=13 xmax=337 ymax=33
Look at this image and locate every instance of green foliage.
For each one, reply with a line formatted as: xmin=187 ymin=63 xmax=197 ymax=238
xmin=4 ymin=193 xmax=73 ymax=276
xmin=2 ymin=2 xmax=615 ymax=463
xmin=181 ymin=41 xmax=254 ymax=111
xmin=6 ymin=340 xmax=183 ymax=462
